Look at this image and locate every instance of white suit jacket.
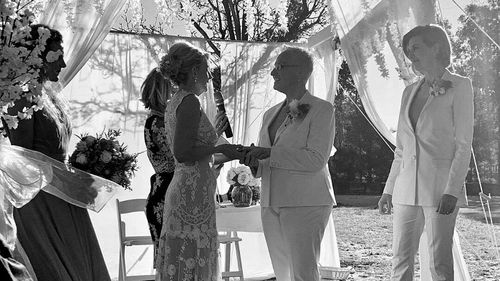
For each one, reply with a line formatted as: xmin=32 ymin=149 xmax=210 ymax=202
xmin=383 ymin=70 xmax=474 ymax=207
xmin=255 ymin=91 xmax=336 ymax=207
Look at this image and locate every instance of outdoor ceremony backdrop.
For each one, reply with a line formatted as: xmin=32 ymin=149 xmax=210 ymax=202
xmin=2 ymin=0 xmax=496 ymax=278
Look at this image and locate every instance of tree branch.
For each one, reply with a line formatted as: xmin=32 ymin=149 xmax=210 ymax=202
xmin=192 ymin=21 xmax=221 ymax=57
xmin=222 ymin=0 xmax=236 ymax=40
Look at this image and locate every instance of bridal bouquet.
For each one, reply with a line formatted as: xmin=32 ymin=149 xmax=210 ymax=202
xmin=69 ymin=129 xmax=138 ymax=190
xmin=0 ymin=1 xmax=47 ymax=130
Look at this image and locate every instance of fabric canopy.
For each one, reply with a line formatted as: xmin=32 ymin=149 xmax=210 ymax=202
xmin=40 ymin=0 xmax=127 ymax=88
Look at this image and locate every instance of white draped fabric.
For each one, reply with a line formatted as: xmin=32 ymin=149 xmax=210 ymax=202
xmin=329 ymin=0 xmax=436 ymax=143
xmin=40 ymin=0 xmax=127 ymax=87
xmin=329 ymin=0 xmax=471 ymax=279
xmin=0 ymin=143 xmax=120 ymax=254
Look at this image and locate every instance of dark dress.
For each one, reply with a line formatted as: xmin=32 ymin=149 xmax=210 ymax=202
xmin=5 ymin=99 xmax=110 ymax=281
xmin=143 ymin=114 xmax=175 ymax=264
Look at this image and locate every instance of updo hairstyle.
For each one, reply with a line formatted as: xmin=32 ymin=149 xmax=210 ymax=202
xmin=159 ymin=42 xmax=209 ymax=86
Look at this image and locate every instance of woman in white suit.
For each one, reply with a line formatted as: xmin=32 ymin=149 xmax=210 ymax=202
xmin=378 ymin=25 xmax=473 ymax=281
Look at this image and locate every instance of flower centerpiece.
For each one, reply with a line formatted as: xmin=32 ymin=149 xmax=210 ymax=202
xmin=226 ymin=166 xmax=259 ymax=207
xmin=68 ymin=129 xmax=138 ymax=190
xmin=0 ymin=1 xmax=49 ymax=132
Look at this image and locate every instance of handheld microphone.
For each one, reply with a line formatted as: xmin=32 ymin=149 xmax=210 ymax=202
xmin=214 ymin=91 xmax=233 ymax=138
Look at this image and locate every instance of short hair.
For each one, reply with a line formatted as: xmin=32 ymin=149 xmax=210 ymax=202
xmin=159 ymin=42 xmax=209 ymax=86
xmin=28 ymin=24 xmax=64 ymax=62
xmin=281 ymin=47 xmax=314 ymax=79
xmin=402 ymin=24 xmax=451 ymax=67
xmin=140 ymin=68 xmax=172 ymax=112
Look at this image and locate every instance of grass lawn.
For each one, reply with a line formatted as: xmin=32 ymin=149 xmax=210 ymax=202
xmin=331 ymin=195 xmax=500 ymax=281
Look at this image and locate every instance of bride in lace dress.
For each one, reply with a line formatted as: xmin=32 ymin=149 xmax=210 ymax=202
xmin=155 ymin=42 xmax=234 ymax=281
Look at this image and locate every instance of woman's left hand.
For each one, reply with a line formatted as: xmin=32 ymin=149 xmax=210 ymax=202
xmin=214 ymin=111 xmax=230 ymax=137
xmin=215 ymin=144 xmax=245 ymax=161
xmin=436 ymin=194 xmax=458 ymax=215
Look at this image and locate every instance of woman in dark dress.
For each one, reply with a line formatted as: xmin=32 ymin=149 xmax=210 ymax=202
xmin=4 ymin=24 xmax=110 ymax=281
xmin=141 ymin=69 xmax=175 ymax=264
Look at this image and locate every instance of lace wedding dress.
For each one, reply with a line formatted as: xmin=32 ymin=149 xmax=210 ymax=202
xmin=156 ymin=89 xmax=219 ymax=281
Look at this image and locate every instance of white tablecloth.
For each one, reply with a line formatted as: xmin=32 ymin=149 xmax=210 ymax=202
xmin=216 ymin=204 xmax=340 ymax=280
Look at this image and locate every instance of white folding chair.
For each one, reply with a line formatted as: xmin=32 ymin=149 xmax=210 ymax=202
xmin=116 ymin=198 xmax=155 ymax=281
xmin=219 ymin=231 xmax=244 ymax=281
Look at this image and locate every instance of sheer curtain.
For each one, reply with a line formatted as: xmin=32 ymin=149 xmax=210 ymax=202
xmin=329 ymin=0 xmax=435 ymax=143
xmin=40 ymin=0 xmax=127 ymax=87
xmin=309 ymin=37 xmax=339 ymax=154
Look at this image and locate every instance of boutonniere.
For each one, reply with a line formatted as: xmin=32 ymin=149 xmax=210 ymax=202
xmin=428 ymin=79 xmax=452 ymax=96
xmin=286 ymin=99 xmax=310 ymax=121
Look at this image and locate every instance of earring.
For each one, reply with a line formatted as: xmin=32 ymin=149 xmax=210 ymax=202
xmin=194 ymin=75 xmax=198 ymax=84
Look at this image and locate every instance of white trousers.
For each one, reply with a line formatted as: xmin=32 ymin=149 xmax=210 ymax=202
xmin=261 ymin=206 xmax=331 ymax=281
xmin=392 ymin=204 xmax=459 ymax=281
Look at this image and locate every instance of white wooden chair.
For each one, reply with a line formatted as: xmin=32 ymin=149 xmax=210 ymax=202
xmin=116 ymin=198 xmax=155 ymax=281
xmin=218 ymin=231 xmax=244 ymax=281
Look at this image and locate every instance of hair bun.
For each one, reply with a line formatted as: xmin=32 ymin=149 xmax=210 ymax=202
xmin=158 ymin=42 xmax=208 ymax=86
xmin=159 ymin=54 xmax=182 ymax=84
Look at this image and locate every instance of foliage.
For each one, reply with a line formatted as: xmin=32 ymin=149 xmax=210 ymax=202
xmin=451 ymin=0 xmax=500 ymax=184
xmin=0 ymin=0 xmax=48 ymax=130
xmin=114 ymin=0 xmax=328 ymax=43
xmin=329 ymin=60 xmax=394 ymax=192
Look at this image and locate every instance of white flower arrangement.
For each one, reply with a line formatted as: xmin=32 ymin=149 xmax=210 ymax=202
xmin=0 ymin=0 xmax=51 ymax=131
xmin=226 ymin=165 xmax=261 ymax=205
xmin=226 ymin=166 xmax=260 ymax=187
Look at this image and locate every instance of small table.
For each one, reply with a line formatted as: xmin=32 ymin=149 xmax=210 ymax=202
xmin=216 ymin=204 xmax=340 ymax=280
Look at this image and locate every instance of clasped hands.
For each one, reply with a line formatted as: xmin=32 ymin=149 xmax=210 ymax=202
xmin=216 ymin=143 xmax=270 ymax=168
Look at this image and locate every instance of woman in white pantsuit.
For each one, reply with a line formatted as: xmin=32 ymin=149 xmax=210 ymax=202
xmin=378 ymin=25 xmax=473 ymax=281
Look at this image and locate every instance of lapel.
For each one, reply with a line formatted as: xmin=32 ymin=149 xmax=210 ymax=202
xmin=414 ymin=70 xmax=452 ymax=132
xmin=263 ymin=101 xmax=286 ymax=146
xmin=405 ymin=78 xmax=424 ymax=134
xmin=274 ymin=91 xmax=314 ymax=145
